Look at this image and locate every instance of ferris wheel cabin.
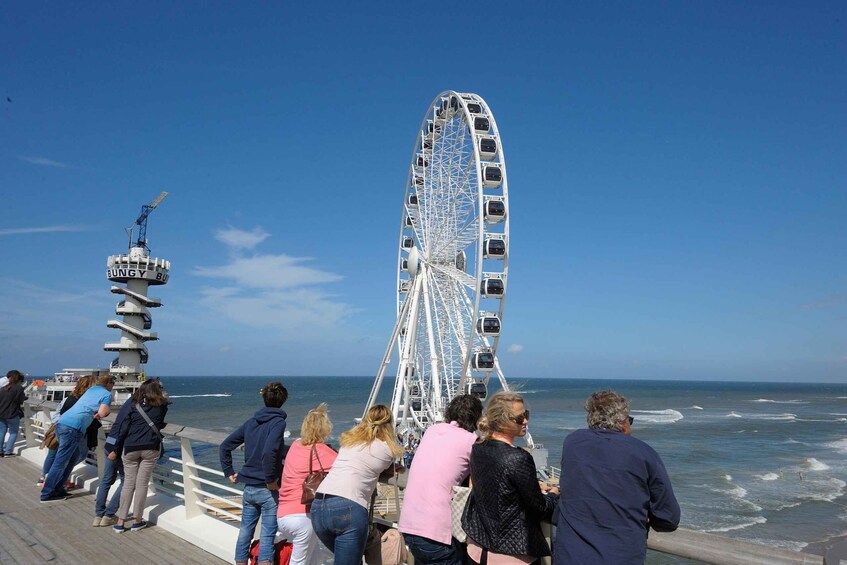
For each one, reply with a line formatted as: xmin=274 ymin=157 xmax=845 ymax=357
xmin=407 ymin=193 xmax=418 ymax=208
xmin=477 ymin=314 xmax=501 ymax=336
xmin=484 ymin=199 xmax=507 ymax=223
xmin=484 ymin=238 xmax=506 ymax=259
xmin=465 ymin=380 xmax=488 ymax=400
xmin=474 ymin=117 xmax=491 ymax=134
xmin=478 ymin=137 xmax=498 ymax=161
xmin=480 ymin=278 xmax=505 ymax=297
xmin=402 ymin=236 xmax=415 ymax=249
xmin=483 ymin=166 xmax=502 ymax=188
xmin=472 ymin=350 xmax=496 ymax=370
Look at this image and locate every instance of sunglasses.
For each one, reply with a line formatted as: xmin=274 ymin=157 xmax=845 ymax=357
xmin=628 ymin=416 xmax=634 ymax=425
xmin=508 ymin=410 xmax=531 ymax=425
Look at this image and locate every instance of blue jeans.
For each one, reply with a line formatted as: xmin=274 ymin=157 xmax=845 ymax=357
xmin=41 ymin=424 xmax=83 ymax=499
xmin=236 ymin=485 xmax=278 ymax=564
xmin=309 ymin=495 xmax=369 ymax=565
xmin=0 ymin=416 xmax=21 ymax=454
xmin=43 ymin=448 xmax=57 ymax=475
xmin=405 ymin=533 xmax=466 ymax=565
xmin=95 ymin=454 xmax=124 ymax=517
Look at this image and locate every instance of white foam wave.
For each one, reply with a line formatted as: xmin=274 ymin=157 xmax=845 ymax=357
xmin=750 ymin=399 xmax=806 ymax=404
xmin=823 ymin=438 xmax=847 ymax=454
xmin=725 ymin=412 xmax=796 ymax=421
xmin=630 ymin=409 xmax=683 ymax=424
xmin=705 ymin=516 xmax=767 ymax=533
xmin=689 ymin=405 xmax=703 ymax=410
xmin=168 ymin=393 xmax=232 ymax=398
xmin=723 ymin=474 xmax=733 ymax=481
xmin=804 ymin=458 xmax=830 ymax=471
xmin=727 ymin=485 xmax=748 ymax=498
xmin=755 ymin=473 xmax=780 ymax=481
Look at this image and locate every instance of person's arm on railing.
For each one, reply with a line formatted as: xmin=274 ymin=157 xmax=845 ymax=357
xmin=647 ymin=452 xmax=680 ymax=532
xmin=220 ymin=424 xmax=246 ymax=484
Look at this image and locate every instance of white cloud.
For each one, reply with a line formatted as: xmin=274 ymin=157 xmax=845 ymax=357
xmin=194 ymin=254 xmax=341 ymax=289
xmin=17 ymin=155 xmax=72 ymax=168
xmin=507 ymin=343 xmax=525 ymax=353
xmin=214 ymin=227 xmax=270 ymax=251
xmin=0 ymin=225 xmax=90 ymax=236
xmin=192 ymin=229 xmax=355 ymax=338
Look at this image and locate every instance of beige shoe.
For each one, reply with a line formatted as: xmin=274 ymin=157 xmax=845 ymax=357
xmin=92 ymin=516 xmax=102 ymax=527
xmin=99 ymin=515 xmax=117 ymax=527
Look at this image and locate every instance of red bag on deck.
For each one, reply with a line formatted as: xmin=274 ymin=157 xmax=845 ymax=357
xmin=248 ymin=539 xmax=293 ymax=565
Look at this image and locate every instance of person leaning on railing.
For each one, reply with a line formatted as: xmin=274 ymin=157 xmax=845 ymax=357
xmin=40 ymin=375 xmax=113 ymax=503
xmin=308 ymin=404 xmax=403 ymax=565
xmin=277 ymin=403 xmax=338 ymax=565
xmin=399 ymin=394 xmax=483 ymax=565
xmin=462 ymin=391 xmax=559 ymax=565
xmin=109 ymin=377 xmax=169 ymax=533
xmin=552 ymin=390 xmax=680 ymax=565
xmin=220 ymin=381 xmax=289 ymax=565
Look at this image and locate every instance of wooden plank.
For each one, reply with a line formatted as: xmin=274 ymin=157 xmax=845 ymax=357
xmin=0 ymin=456 xmax=226 ymax=564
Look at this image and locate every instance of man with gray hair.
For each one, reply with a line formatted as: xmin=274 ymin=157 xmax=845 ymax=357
xmin=553 ymin=390 xmax=680 ymax=564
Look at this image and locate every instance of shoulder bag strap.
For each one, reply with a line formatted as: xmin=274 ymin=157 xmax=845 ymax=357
xmin=310 ymin=443 xmax=325 ymax=474
xmin=135 ymin=403 xmax=163 ymax=438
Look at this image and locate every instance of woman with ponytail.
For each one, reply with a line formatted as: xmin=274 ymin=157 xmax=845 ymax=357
xmin=309 ymin=404 xmax=402 ymax=565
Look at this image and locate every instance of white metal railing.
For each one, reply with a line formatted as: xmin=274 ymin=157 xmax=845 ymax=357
xmin=18 ymin=399 xmax=835 ymax=565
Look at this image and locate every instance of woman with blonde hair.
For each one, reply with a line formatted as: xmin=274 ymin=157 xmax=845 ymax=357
xmin=309 ymin=404 xmax=402 ymax=565
xmin=277 ymin=404 xmax=338 ymax=565
xmin=462 ymin=391 xmax=558 ymax=565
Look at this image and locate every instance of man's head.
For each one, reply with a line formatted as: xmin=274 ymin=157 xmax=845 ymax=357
xmin=261 ymin=381 xmax=288 ymax=408
xmin=585 ymin=390 xmax=631 ymax=434
xmin=444 ymin=394 xmax=483 ymax=433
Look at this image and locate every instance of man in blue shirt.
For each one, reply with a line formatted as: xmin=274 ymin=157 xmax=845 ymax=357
xmin=553 ymin=391 xmax=680 ymax=565
xmin=41 ymin=375 xmax=113 ymax=502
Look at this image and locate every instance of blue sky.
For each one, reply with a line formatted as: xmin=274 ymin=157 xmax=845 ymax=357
xmin=1 ymin=3 xmax=844 ymax=381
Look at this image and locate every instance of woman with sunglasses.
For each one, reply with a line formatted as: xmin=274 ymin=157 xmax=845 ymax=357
xmin=462 ymin=391 xmax=558 ymax=565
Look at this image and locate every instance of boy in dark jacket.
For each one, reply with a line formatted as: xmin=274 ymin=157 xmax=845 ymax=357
xmin=220 ymin=382 xmax=288 ymax=565
xmin=93 ymin=395 xmax=132 ymax=526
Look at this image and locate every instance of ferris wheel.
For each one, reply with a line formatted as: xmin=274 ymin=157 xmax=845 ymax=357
xmin=366 ymin=91 xmax=523 ymax=440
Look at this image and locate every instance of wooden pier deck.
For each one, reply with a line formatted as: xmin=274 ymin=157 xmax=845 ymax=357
xmin=0 ymin=455 xmax=227 ymax=564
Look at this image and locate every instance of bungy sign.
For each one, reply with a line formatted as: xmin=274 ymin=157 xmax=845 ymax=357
xmin=106 ymin=268 xmax=170 ymax=282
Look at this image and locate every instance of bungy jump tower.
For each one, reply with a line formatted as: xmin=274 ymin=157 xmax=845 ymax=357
xmin=103 ymin=192 xmax=170 ymax=380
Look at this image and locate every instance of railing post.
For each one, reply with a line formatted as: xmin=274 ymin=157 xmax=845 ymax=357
xmin=180 ymin=436 xmax=202 ymax=519
xmin=22 ymin=402 xmax=37 ymax=448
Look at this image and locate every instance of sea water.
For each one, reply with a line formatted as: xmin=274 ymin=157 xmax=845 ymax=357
xmin=162 ymin=376 xmax=847 ymax=563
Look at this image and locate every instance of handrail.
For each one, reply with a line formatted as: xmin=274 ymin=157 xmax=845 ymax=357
xmin=20 ymin=399 xmax=830 ymax=565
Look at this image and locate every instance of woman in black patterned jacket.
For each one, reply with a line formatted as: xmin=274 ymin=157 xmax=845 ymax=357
xmin=462 ymin=392 xmax=559 ymax=565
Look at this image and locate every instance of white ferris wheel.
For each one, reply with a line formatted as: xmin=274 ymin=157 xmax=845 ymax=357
xmin=366 ymin=91 xmax=526 ymax=442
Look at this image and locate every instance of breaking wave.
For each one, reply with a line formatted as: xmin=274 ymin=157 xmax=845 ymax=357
xmin=630 ymin=409 xmax=683 ymax=424
xmin=169 ymin=393 xmax=232 ymax=398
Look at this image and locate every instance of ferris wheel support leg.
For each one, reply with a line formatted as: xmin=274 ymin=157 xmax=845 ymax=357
xmin=365 ymin=290 xmax=414 ymax=418
xmin=420 ymin=270 xmax=443 ymax=417
xmin=390 ymin=275 xmax=425 ymax=423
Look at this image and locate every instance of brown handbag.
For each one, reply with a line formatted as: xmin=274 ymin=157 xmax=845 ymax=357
xmin=40 ymin=423 xmax=59 ymax=451
xmin=300 ymin=444 xmax=328 ymax=505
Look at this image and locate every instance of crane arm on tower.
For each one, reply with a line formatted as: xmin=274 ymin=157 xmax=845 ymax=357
xmin=134 ymin=191 xmax=168 ymax=250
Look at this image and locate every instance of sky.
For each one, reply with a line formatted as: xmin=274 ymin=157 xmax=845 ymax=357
xmin=1 ymin=2 xmax=845 ymax=382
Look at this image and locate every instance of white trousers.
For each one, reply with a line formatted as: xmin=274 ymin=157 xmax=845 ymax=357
xmin=278 ymin=512 xmax=321 ymax=565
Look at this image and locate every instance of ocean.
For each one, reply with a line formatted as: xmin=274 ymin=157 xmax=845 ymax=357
xmin=162 ymin=376 xmax=847 ymax=563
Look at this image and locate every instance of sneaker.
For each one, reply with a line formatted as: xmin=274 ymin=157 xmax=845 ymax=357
xmin=100 ymin=515 xmax=117 ymax=527
xmin=36 ymin=476 xmax=45 ymax=487
xmin=93 ymin=516 xmax=102 ymax=527
xmin=65 ymin=481 xmax=78 ymax=491
xmin=130 ymin=520 xmax=148 ymax=532
xmin=113 ymin=523 xmax=128 ymax=533
xmin=40 ymin=494 xmax=71 ymax=503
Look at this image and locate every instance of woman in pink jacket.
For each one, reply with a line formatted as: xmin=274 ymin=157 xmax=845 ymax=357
xmin=277 ymin=404 xmax=338 ymax=565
